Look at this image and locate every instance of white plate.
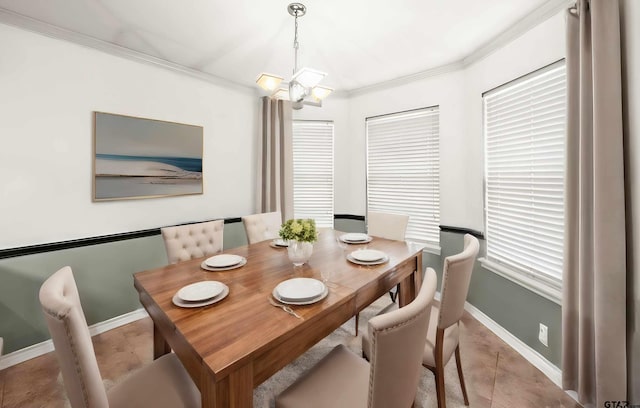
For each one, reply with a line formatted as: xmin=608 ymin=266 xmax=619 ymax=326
xmin=271 ymin=239 xmax=289 ymax=248
xmin=275 ymin=278 xmax=326 ymax=302
xmin=340 ymin=233 xmax=372 ymax=243
xmin=201 ymin=257 xmax=247 ymax=272
xmin=172 ymin=284 xmax=229 ymax=308
xmin=351 ymin=249 xmax=387 ymax=262
xmin=347 ymin=253 xmax=389 ymax=266
xmin=205 ymin=254 xmax=244 ymax=268
xmin=177 ymin=281 xmax=224 ymax=302
xmin=272 ymin=286 xmax=329 ymax=305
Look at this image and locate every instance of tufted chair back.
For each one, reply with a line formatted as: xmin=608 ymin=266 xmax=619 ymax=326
xmin=242 ymin=211 xmax=283 ymax=244
xmin=368 ymin=267 xmax=437 ymax=408
xmin=40 ymin=266 xmax=109 ymax=408
xmin=161 ymin=220 xmax=224 ymax=264
xmin=438 ymin=234 xmax=480 ymax=329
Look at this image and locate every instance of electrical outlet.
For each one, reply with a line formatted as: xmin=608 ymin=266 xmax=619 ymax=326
xmin=538 ymin=323 xmax=548 ymax=347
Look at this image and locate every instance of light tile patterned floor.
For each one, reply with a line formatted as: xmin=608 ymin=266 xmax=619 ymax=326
xmin=0 ymin=303 xmax=581 ymax=408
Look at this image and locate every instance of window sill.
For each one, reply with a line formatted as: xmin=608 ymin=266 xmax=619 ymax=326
xmin=478 ymin=258 xmax=562 ymax=305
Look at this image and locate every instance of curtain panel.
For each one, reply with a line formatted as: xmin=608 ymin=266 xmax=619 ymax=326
xmin=256 ymin=97 xmax=293 ymax=221
xmin=563 ymin=0 xmax=628 ymax=406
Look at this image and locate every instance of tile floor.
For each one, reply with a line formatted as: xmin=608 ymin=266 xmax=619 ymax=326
xmin=0 ymin=310 xmax=581 ymax=408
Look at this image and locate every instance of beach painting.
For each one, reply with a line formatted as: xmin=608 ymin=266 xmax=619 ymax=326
xmin=93 ymin=112 xmax=203 ymax=201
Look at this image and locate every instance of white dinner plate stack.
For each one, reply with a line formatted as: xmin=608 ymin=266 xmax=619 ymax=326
xmin=270 ymin=239 xmax=289 ymax=248
xmin=339 ymin=233 xmax=372 ymax=244
xmin=272 ymin=278 xmax=328 ymax=305
xmin=347 ymin=249 xmax=389 ymax=266
xmin=201 ymin=254 xmax=247 ymax=271
xmin=172 ymin=281 xmax=229 ymax=308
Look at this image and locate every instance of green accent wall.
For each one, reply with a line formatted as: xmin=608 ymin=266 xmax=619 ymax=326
xmin=0 ymin=235 xmax=167 ymax=353
xmin=334 ymin=218 xmax=366 ymax=233
xmin=0 ymin=219 xmax=561 ymax=369
xmin=0 ymin=221 xmax=250 ymax=354
xmin=437 ymin=231 xmax=562 ymax=367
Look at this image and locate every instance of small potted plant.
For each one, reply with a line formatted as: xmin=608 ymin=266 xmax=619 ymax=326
xmin=279 ymin=219 xmax=318 ymax=266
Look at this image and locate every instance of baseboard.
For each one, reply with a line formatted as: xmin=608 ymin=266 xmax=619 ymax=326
xmin=0 ymin=308 xmax=148 ymax=370
xmin=434 ymin=292 xmax=562 ymax=387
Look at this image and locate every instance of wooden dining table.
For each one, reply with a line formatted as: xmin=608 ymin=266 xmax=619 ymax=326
xmin=133 ymin=229 xmax=423 ymax=407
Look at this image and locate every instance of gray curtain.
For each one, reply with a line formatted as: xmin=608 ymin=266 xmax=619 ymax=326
xmin=256 ymin=97 xmax=293 ymax=220
xmin=563 ymin=0 xmax=628 ymax=406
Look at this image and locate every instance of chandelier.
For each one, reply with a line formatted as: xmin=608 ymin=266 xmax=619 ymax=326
xmin=255 ymin=3 xmax=333 ymax=109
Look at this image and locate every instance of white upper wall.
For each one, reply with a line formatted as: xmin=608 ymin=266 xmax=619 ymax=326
xmin=0 ymin=23 xmax=259 ymax=248
xmin=345 ymin=11 xmax=566 ymax=231
xmin=0 ymin=9 xmax=568 ymax=247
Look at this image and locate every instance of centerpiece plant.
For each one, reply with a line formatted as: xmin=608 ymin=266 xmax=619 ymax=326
xmin=278 ymin=218 xmax=318 ymax=243
xmin=279 ymin=219 xmax=317 ymax=266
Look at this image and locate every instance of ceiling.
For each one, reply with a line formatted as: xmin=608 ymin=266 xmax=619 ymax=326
xmin=0 ymin=0 xmax=560 ymax=92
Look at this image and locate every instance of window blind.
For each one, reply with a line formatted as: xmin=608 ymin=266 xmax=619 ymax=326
xmin=292 ymin=120 xmax=334 ymax=228
xmin=366 ymin=107 xmax=440 ymax=245
xmin=484 ymin=61 xmax=566 ymax=283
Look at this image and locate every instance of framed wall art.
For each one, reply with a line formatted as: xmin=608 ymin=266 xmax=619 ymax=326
xmin=93 ymin=112 xmax=203 ymax=201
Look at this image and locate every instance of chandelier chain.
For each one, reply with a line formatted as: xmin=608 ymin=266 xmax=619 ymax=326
xmin=293 ymin=13 xmax=299 ymax=74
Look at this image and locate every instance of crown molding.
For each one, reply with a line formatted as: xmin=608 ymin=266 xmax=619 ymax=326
xmin=0 ymin=0 xmax=572 ymax=99
xmin=0 ymin=7 xmax=254 ymax=95
xmin=347 ymin=0 xmax=572 ymax=97
xmin=347 ymin=61 xmax=465 ymax=97
xmin=462 ymin=0 xmax=573 ymax=67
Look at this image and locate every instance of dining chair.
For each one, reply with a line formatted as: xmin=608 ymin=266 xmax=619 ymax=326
xmin=241 ymin=211 xmax=282 ymax=244
xmin=362 ymin=233 xmax=480 ymax=408
xmin=367 ymin=211 xmax=409 ymax=241
xmin=276 ymin=268 xmax=437 ymax=408
xmin=161 ymin=219 xmax=224 ymax=264
xmin=353 ymin=211 xmax=410 ymax=336
xmin=39 ymin=266 xmax=200 ymax=408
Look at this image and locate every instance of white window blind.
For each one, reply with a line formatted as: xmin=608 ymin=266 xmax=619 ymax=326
xmin=292 ymin=120 xmax=334 ymax=228
xmin=366 ymin=107 xmax=440 ymax=245
xmin=484 ymin=61 xmax=566 ymax=285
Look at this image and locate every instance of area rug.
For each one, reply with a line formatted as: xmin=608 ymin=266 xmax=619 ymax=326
xmin=253 ymin=296 xmax=468 ymax=408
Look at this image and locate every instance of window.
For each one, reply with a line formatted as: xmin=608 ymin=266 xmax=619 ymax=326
xmin=482 ymin=61 xmax=566 ymax=303
xmin=292 ymin=120 xmax=334 ymax=228
xmin=366 ymin=107 xmax=440 ymax=247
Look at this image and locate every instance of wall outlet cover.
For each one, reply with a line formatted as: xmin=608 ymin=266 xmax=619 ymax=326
xmin=538 ymin=323 xmax=548 ymax=347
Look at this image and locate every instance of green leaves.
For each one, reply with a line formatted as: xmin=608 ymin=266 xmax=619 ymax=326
xmin=279 ymin=218 xmax=318 ymax=243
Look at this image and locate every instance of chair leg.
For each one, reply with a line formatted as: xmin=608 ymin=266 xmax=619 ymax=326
xmin=355 ymin=313 xmax=359 ymax=336
xmin=454 ymin=345 xmax=469 ymax=406
xmin=435 ymin=329 xmax=446 ymax=408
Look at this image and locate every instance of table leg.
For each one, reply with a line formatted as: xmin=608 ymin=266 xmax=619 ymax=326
xmin=201 ymin=363 xmax=253 ymax=407
xmin=414 ymin=250 xmax=423 ymax=291
xmin=153 ymin=323 xmax=171 ymax=359
xmin=398 ymin=253 xmax=422 ymax=307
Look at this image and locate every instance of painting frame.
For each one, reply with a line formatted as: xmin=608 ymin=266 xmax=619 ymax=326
xmin=93 ymin=112 xmax=204 ymax=202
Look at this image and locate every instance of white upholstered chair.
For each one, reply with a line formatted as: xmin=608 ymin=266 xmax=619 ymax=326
xmin=363 ymin=234 xmax=480 ymax=408
xmin=161 ymin=220 xmax=224 ymax=264
xmin=276 ymin=268 xmax=437 ymax=408
xmin=367 ymin=211 xmax=410 ymax=241
xmin=39 ymin=266 xmax=200 ymax=408
xmin=353 ymin=211 xmax=410 ymax=336
xmin=241 ymin=211 xmax=282 ymax=244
